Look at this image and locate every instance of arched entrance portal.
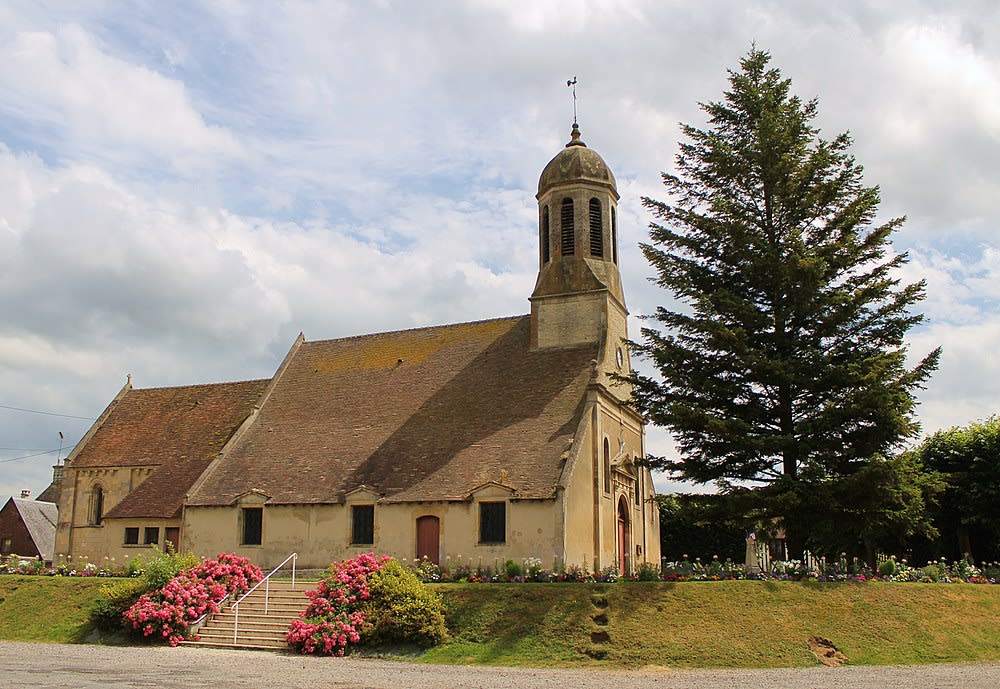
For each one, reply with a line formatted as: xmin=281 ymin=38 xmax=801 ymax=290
xmin=416 ymin=515 xmax=440 ymax=565
xmin=617 ymin=496 xmax=631 ymax=575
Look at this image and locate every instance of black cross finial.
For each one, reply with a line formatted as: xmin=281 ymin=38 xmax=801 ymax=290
xmin=567 ymin=76 xmax=577 ymax=123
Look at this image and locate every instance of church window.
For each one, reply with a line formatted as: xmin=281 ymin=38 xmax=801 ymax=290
xmin=144 ymin=527 xmax=159 ymax=545
xmin=589 ymin=198 xmax=603 ymax=257
xmin=88 ymin=485 xmax=104 ymax=526
xmin=351 ymin=505 xmax=375 ymax=545
xmin=124 ymin=527 xmax=139 ymax=545
xmin=560 ymin=198 xmax=575 ymax=255
xmin=241 ymin=507 xmax=263 ymax=546
xmin=542 ymin=206 xmax=551 ymax=264
xmin=603 ymin=438 xmax=611 ymax=494
xmin=611 ymin=207 xmax=618 ymax=264
xmin=479 ymin=502 xmax=506 ymax=543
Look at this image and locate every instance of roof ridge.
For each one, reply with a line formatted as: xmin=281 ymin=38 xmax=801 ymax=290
xmin=305 ymin=314 xmax=529 ymax=345
xmin=131 ymin=378 xmax=271 ymax=393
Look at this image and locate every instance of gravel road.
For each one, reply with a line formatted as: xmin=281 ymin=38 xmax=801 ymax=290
xmin=2 ymin=641 xmax=999 ymax=689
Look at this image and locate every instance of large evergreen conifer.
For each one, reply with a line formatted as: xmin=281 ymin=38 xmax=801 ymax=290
xmin=629 ymin=48 xmax=940 ymax=556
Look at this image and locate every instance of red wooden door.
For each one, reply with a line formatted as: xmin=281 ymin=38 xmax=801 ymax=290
xmin=416 ymin=516 xmax=440 ymax=565
xmin=164 ymin=527 xmax=180 ymax=552
xmin=617 ymin=497 xmax=630 ymax=575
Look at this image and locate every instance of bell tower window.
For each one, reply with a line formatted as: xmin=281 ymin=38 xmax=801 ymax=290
xmin=611 ymin=206 xmax=618 ymax=265
xmin=560 ymin=198 xmax=575 ymax=256
xmin=542 ymin=206 xmax=551 ymax=264
xmin=589 ymin=198 xmax=603 ymax=257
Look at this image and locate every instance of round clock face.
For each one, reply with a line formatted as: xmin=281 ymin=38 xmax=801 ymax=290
xmin=616 ymin=347 xmax=624 ymax=368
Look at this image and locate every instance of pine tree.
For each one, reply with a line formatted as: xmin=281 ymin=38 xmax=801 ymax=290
xmin=629 ymin=48 xmax=940 ymax=556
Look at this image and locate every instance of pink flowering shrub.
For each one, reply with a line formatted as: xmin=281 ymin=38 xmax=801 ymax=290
xmin=123 ymin=553 xmax=263 ymax=646
xmin=286 ymin=552 xmax=388 ymax=656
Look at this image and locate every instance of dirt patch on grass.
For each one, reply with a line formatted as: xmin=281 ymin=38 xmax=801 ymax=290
xmin=808 ymin=635 xmax=848 ymax=666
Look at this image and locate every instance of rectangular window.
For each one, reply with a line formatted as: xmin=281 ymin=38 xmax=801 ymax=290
xmin=143 ymin=527 xmax=159 ymax=545
xmin=124 ymin=527 xmax=139 ymax=545
xmin=351 ymin=505 xmax=374 ymax=545
xmin=479 ymin=502 xmax=506 ymax=544
xmin=0 ymin=537 xmax=11 ymax=554
xmin=242 ymin=507 xmax=262 ymax=546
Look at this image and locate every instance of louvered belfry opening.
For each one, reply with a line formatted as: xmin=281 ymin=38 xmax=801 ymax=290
xmin=589 ymin=198 xmax=603 ymax=257
xmin=561 ymin=198 xmax=575 ymax=255
xmin=542 ymin=206 xmax=551 ymax=264
xmin=611 ymin=206 xmax=618 ymax=264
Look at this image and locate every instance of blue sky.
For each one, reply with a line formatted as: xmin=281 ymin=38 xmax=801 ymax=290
xmin=1 ymin=1 xmax=998 ymax=500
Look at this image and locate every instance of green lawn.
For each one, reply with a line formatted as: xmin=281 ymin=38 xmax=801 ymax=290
xmin=424 ymin=581 xmax=1000 ymax=668
xmin=3 ymin=575 xmax=1000 ymax=668
xmin=0 ymin=575 xmax=108 ymax=643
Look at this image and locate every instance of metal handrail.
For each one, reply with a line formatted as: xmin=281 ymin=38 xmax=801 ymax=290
xmin=232 ymin=552 xmax=298 ymax=644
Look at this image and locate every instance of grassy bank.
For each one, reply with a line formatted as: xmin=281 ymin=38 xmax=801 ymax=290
xmin=3 ymin=576 xmax=1000 ymax=668
xmin=0 ymin=575 xmax=107 ymax=642
xmin=427 ymin=581 xmax=1000 ymax=668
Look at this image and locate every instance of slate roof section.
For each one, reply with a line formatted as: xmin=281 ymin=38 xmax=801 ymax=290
xmin=36 ymin=480 xmax=61 ymax=505
xmin=188 ymin=315 xmax=598 ymax=506
xmin=11 ymin=498 xmax=57 ymax=561
xmin=71 ymin=380 xmax=269 ymax=519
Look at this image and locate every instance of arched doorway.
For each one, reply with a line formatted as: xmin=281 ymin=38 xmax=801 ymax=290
xmin=617 ymin=496 xmax=631 ymax=575
xmin=416 ymin=516 xmax=440 ymax=565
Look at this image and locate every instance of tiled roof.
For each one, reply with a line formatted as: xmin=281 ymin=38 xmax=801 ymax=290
xmin=188 ymin=315 xmax=597 ymax=505
xmin=72 ymin=380 xmax=268 ymax=519
xmin=11 ymin=498 xmax=57 ymax=561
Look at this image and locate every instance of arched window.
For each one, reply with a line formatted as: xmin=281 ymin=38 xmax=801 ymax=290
xmin=603 ymin=438 xmax=611 ymax=494
xmin=561 ymin=198 xmax=575 ymax=256
xmin=89 ymin=484 xmax=104 ymax=525
xmin=542 ymin=206 xmax=551 ymax=264
xmin=589 ymin=198 xmax=603 ymax=257
xmin=611 ymin=206 xmax=618 ymax=265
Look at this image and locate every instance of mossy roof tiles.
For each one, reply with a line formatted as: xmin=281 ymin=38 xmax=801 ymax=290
xmin=188 ymin=315 xmax=597 ymax=505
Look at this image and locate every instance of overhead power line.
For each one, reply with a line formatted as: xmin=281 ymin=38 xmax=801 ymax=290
xmin=0 ymin=448 xmax=62 ymax=463
xmin=0 ymin=403 xmax=95 ymax=421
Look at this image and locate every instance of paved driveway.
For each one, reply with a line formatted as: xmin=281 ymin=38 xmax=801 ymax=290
xmin=3 ymin=641 xmax=1000 ymax=689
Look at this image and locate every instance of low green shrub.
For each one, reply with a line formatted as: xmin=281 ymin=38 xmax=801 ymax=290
xmin=361 ymin=558 xmax=447 ymax=648
xmin=88 ymin=546 xmax=202 ymax=631
xmin=90 ymin=577 xmax=148 ymax=631
xmin=635 ymin=561 xmax=661 ymax=581
xmin=878 ymin=558 xmax=898 ymax=576
xmin=142 ymin=547 xmax=200 ymax=589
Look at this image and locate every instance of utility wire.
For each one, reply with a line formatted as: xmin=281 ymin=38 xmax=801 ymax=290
xmin=0 ymin=403 xmax=95 ymax=421
xmin=0 ymin=448 xmax=62 ymax=463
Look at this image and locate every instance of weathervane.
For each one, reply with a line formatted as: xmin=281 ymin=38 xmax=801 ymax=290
xmin=567 ymin=76 xmax=578 ymax=123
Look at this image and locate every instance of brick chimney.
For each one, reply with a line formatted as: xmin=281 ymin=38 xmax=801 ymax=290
xmin=20 ymin=490 xmax=30 ymax=499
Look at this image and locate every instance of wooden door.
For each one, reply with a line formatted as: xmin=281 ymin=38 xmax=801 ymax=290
xmin=416 ymin=516 xmax=440 ymax=565
xmin=617 ymin=497 xmax=630 ymax=575
xmin=164 ymin=527 xmax=180 ymax=552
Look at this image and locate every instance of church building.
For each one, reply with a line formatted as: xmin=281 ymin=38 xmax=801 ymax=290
xmin=53 ymin=124 xmax=660 ymax=573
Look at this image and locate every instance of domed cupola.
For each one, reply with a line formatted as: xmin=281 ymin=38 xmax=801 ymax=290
xmin=529 ymin=123 xmax=627 ymax=356
xmin=538 ymin=123 xmax=618 ymax=198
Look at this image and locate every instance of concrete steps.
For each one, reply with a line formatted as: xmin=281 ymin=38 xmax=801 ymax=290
xmin=184 ymin=580 xmax=315 ymax=651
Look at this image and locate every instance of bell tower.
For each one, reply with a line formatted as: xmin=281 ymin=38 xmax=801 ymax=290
xmin=530 ymin=123 xmax=628 ymax=363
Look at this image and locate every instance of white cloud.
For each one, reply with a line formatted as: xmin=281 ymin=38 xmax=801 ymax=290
xmin=0 ymin=24 xmax=241 ymax=169
xmin=2 ymin=1 xmax=1000 ymax=501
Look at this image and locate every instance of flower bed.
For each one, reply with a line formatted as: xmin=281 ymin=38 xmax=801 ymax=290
xmin=287 ymin=552 xmax=387 ymax=655
xmin=123 ymin=553 xmax=262 ymax=646
xmin=398 ymin=554 xmax=1000 ymax=585
xmin=288 ymin=553 xmax=446 ymax=655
